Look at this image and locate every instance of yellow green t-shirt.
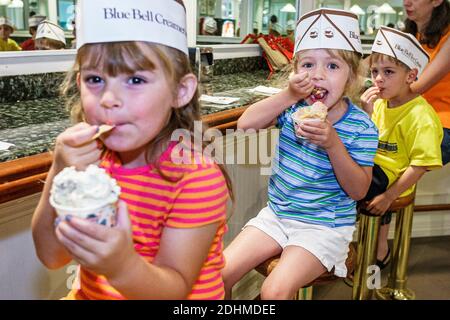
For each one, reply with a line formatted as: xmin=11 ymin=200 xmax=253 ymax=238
xmin=0 ymin=38 xmax=22 ymax=51
xmin=372 ymin=95 xmax=443 ymax=196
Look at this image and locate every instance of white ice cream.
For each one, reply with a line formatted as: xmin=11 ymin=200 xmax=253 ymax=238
xmin=50 ymin=165 xmax=120 ymax=209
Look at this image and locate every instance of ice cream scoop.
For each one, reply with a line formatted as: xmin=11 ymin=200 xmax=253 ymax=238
xmin=291 ymin=102 xmax=328 ymax=139
xmin=50 ymin=165 xmax=121 ymax=226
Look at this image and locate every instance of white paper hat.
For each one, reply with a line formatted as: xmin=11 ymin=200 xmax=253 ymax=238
xmin=203 ymin=17 xmax=217 ymax=34
xmin=295 ymin=8 xmax=362 ymax=55
xmin=29 ymin=15 xmax=46 ymax=28
xmin=36 ymin=20 xmax=66 ymax=45
xmin=0 ymin=16 xmax=14 ymax=29
xmin=286 ymin=20 xmax=296 ymax=31
xmin=76 ymin=0 xmax=188 ymax=56
xmin=371 ymin=26 xmax=429 ymax=76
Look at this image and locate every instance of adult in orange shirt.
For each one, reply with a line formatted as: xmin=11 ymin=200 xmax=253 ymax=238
xmin=404 ymin=0 xmax=450 ymax=165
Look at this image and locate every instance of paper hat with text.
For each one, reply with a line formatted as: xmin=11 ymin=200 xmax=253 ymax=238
xmin=76 ymin=0 xmax=188 ymax=56
xmin=371 ymin=26 xmax=429 ymax=76
xmin=295 ymin=8 xmax=362 ymax=55
xmin=36 ymin=20 xmax=66 ymax=45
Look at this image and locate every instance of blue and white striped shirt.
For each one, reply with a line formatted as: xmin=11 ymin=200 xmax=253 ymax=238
xmin=268 ymin=99 xmax=378 ymax=228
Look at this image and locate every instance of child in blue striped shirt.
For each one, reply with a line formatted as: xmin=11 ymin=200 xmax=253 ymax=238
xmin=222 ymin=8 xmax=379 ymax=299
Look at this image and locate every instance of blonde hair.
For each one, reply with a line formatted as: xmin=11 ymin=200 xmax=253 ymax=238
xmin=60 ymin=40 xmax=233 ymax=202
xmin=294 ymin=49 xmax=364 ymax=102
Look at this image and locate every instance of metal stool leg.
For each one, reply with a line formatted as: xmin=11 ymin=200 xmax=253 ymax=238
xmin=352 ymin=213 xmax=381 ymax=300
xmin=375 ymin=203 xmax=415 ymax=300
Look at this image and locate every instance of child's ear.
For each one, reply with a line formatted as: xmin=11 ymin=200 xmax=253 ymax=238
xmin=174 ymin=73 xmax=198 ymax=109
xmin=432 ymin=0 xmax=443 ymax=8
xmin=406 ymin=68 xmax=418 ymax=84
xmin=76 ymin=72 xmax=81 ymax=88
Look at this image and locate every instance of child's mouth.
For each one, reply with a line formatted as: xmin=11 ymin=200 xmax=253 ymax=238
xmin=310 ymin=87 xmax=328 ymax=102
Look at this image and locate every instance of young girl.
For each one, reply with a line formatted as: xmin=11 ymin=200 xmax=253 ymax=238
xmin=32 ymin=0 xmax=231 ymax=300
xmin=222 ymin=9 xmax=379 ymax=300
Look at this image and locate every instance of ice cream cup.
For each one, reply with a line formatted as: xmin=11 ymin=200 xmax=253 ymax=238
xmin=50 ymin=196 xmax=117 ymax=227
xmin=291 ymin=114 xmax=324 ymax=140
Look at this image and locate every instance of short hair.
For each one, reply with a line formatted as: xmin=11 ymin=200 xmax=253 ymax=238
xmin=369 ymin=52 xmax=410 ymax=71
xmin=294 ymin=49 xmax=364 ymax=101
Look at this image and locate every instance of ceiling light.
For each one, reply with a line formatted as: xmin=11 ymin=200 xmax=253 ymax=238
xmin=376 ymin=3 xmax=396 ymax=14
xmin=350 ymin=4 xmax=365 ymax=15
xmin=8 ymin=0 xmax=23 ymax=8
xmin=281 ymin=4 xmax=297 ymax=13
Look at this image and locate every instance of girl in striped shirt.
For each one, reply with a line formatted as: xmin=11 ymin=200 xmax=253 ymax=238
xmin=222 ymin=9 xmax=379 ymax=299
xmin=32 ymin=0 xmax=232 ymax=300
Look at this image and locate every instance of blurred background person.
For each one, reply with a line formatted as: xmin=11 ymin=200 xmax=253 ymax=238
xmin=286 ymin=20 xmax=296 ymax=42
xmin=0 ymin=17 xmax=21 ymax=51
xmin=70 ymin=19 xmax=77 ymax=49
xmin=201 ymin=16 xmax=218 ymax=36
xmin=35 ymin=20 xmax=66 ymax=50
xmin=268 ymin=14 xmax=283 ymax=36
xmin=21 ymin=14 xmax=47 ymax=51
xmin=404 ymin=0 xmax=450 ymax=165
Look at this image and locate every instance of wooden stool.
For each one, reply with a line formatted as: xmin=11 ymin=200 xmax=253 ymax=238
xmin=352 ymin=192 xmax=416 ymax=300
xmin=255 ymin=243 xmax=357 ymax=300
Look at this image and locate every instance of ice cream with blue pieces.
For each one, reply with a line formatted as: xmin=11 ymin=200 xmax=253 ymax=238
xmin=50 ymin=165 xmax=121 ymax=226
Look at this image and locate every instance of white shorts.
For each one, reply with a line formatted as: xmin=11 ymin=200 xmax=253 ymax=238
xmin=245 ymin=206 xmax=355 ymax=277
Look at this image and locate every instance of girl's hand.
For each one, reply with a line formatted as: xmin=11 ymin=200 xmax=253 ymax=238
xmin=360 ymin=86 xmax=380 ymax=115
xmin=288 ymin=71 xmax=315 ymax=101
xmin=53 ymin=123 xmax=102 ymax=171
xmin=297 ymin=120 xmax=339 ymax=149
xmin=365 ymin=193 xmax=394 ymax=216
xmin=55 ymin=201 xmax=138 ymax=280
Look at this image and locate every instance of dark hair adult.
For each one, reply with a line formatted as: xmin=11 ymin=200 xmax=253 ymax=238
xmin=404 ymin=0 xmax=450 ymax=165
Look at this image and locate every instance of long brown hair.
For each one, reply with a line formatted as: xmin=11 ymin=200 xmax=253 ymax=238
xmin=404 ymin=0 xmax=450 ymax=48
xmin=60 ymin=42 xmax=234 ymax=203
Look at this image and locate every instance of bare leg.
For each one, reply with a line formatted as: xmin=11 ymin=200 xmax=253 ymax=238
xmin=222 ymin=226 xmax=282 ymax=299
xmin=260 ymin=245 xmax=326 ymax=300
xmin=377 ymin=223 xmax=390 ymax=260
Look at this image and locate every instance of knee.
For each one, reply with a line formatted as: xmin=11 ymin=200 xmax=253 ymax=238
xmin=260 ymin=280 xmax=294 ymax=300
xmin=221 ymin=266 xmax=239 ymax=291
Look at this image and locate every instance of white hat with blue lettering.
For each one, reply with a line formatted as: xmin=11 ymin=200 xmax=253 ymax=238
xmin=295 ymin=8 xmax=362 ymax=55
xmin=371 ymin=26 xmax=429 ymax=76
xmin=76 ymin=0 xmax=188 ymax=55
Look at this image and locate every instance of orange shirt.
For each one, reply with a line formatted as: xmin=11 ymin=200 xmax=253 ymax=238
xmin=65 ymin=142 xmax=229 ymax=300
xmin=421 ymin=28 xmax=450 ymax=128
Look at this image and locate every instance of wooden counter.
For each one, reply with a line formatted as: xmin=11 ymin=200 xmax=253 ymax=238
xmin=0 ymin=106 xmax=247 ymax=204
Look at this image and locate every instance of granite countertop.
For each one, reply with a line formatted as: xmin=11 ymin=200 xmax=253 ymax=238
xmin=0 ymin=70 xmax=273 ymax=162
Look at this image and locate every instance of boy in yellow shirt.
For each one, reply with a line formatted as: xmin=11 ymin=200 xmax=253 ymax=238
xmin=359 ymin=27 xmax=443 ymax=270
xmin=0 ymin=17 xmax=21 ymax=51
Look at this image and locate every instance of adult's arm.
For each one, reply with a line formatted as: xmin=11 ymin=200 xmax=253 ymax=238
xmin=411 ymin=36 xmax=450 ymax=94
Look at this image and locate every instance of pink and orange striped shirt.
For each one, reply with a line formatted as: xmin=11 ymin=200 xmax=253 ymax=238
xmin=66 ymin=142 xmax=229 ymax=300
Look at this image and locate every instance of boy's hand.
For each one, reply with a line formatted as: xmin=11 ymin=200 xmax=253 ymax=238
xmin=365 ymin=193 xmax=394 ymax=216
xmin=288 ymin=71 xmax=315 ymax=102
xmin=360 ymin=86 xmax=380 ymax=115
xmin=53 ymin=123 xmax=102 ymax=172
xmin=55 ymin=201 xmax=139 ymax=280
xmin=297 ymin=120 xmax=339 ymax=149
